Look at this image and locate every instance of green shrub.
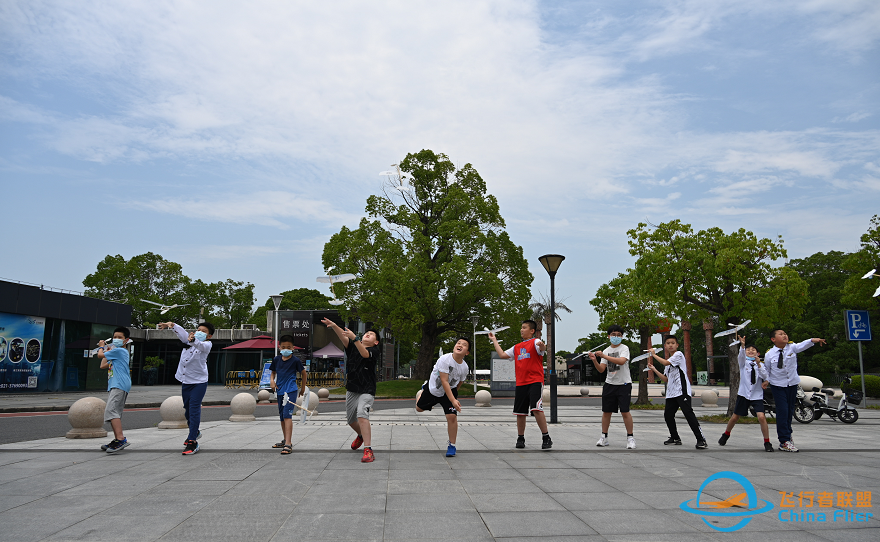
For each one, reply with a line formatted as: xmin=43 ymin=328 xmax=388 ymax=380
xmin=144 ymin=356 xmax=165 ymax=369
xmin=850 ymin=375 xmax=880 ymax=398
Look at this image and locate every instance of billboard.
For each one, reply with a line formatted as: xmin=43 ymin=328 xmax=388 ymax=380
xmin=0 ymin=312 xmax=46 ymax=390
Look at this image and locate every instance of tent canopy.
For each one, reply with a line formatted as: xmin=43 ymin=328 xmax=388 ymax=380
xmin=312 ymin=342 xmax=344 ymax=358
xmin=222 ymin=335 xmax=302 ymax=350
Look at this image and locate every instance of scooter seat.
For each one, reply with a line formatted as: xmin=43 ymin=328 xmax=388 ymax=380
xmin=821 ymin=388 xmax=835 ymax=395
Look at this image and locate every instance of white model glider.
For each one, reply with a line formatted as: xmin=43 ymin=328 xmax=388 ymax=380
xmin=571 ymin=342 xmax=609 ymax=360
xmin=861 ymin=268 xmax=877 ymax=280
xmin=714 ymin=320 xmax=752 ymax=338
xmin=475 ymin=325 xmax=511 ymax=336
xmin=380 ymin=164 xmax=411 ymax=191
xmin=140 ymin=299 xmax=189 ymax=314
xmin=316 ymin=267 xmax=357 ymax=306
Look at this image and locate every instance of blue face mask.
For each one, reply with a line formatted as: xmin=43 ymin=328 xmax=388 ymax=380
xmin=746 ymin=356 xmax=756 ymax=361
xmin=111 ymin=338 xmax=125 ymax=348
xmin=194 ymin=331 xmax=208 ymax=342
xmin=609 ymin=336 xmax=623 ymax=346
xmin=280 ymin=349 xmax=293 ymax=357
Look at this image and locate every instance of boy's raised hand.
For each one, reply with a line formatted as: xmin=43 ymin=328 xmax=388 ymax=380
xmin=342 ymin=328 xmax=357 ymax=340
xmin=739 ymin=334 xmax=745 ymax=346
xmin=812 ymin=338 xmax=827 ymax=346
xmin=320 ymin=317 xmax=337 ymax=329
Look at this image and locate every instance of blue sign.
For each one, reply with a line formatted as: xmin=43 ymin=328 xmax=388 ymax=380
xmin=258 ymin=361 xmax=273 ymax=389
xmin=845 ymin=310 xmax=872 ymax=341
xmin=0 ymin=312 xmax=46 ymax=391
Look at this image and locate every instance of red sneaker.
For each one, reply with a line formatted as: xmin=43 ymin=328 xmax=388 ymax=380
xmin=361 ymin=448 xmax=374 ymax=463
xmin=351 ymin=435 xmax=364 ymax=450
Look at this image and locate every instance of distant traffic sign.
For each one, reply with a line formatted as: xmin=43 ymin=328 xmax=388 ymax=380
xmin=845 ymin=310 xmax=872 ymax=341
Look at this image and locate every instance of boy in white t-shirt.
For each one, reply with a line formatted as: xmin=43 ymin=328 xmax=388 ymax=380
xmin=647 ymin=335 xmax=707 ymax=450
xmin=415 ymin=337 xmax=471 ymax=457
xmin=718 ymin=335 xmax=773 ymax=452
xmin=588 ymin=325 xmax=635 ymax=449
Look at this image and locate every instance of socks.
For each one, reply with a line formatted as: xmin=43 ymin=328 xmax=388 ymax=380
xmin=764 ymin=438 xmax=770 ymax=443
xmin=603 ymin=432 xmax=608 ymax=438
xmin=542 ymin=432 xmax=549 ymax=437
xmin=627 ymin=433 xmax=633 ymax=437
xmin=724 ymin=431 xmax=731 ymax=436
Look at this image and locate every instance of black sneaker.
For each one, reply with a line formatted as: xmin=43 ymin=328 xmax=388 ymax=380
xmin=515 ymin=436 xmax=525 ymax=449
xmin=106 ymin=438 xmax=129 ymax=454
xmin=764 ymin=442 xmax=774 ymax=452
xmin=664 ymin=437 xmax=682 ymax=445
xmin=718 ymin=433 xmax=729 ymax=446
xmin=101 ymin=439 xmax=119 ymax=452
xmin=541 ymin=436 xmax=552 ymax=450
xmin=696 ymin=440 xmax=708 ymax=450
xmin=182 ymin=440 xmax=200 ymax=455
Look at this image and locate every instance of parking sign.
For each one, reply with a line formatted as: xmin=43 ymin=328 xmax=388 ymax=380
xmin=845 ymin=310 xmax=872 ymax=341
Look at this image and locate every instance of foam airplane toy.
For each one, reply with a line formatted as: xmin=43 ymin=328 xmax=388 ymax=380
xmin=140 ymin=299 xmax=189 ymax=314
xmin=861 ymin=268 xmax=880 ymax=297
xmin=714 ymin=320 xmax=752 ymax=346
xmin=379 ymin=164 xmax=411 ymax=191
xmin=570 ymin=343 xmax=609 ymax=360
xmin=316 ymin=266 xmax=357 ymax=306
xmin=475 ymin=325 xmax=511 ymax=338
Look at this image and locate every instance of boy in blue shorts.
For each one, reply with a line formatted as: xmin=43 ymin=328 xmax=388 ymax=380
xmin=97 ymin=327 xmax=132 ymax=453
xmin=718 ymin=335 xmax=773 ymax=451
xmin=269 ymin=335 xmax=307 ymax=455
xmin=416 ymin=337 xmax=471 ymax=457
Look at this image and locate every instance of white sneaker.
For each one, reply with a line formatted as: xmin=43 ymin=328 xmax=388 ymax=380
xmin=626 ymin=436 xmax=636 ymax=449
xmin=779 ymin=441 xmax=799 ymax=452
xmin=596 ymin=436 xmax=609 ymax=447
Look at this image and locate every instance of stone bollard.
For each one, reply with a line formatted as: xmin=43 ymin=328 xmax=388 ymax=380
xmin=296 ymin=390 xmax=319 ymax=416
xmin=475 ymin=389 xmax=492 ymax=407
xmin=580 ymin=387 xmax=590 ymax=396
xmin=542 ymin=387 xmax=551 ymax=404
xmin=416 ymin=388 xmax=423 ymax=404
xmin=700 ymin=389 xmax=718 ymax=407
xmin=158 ymin=396 xmax=188 ymax=429
xmin=229 ymin=393 xmax=257 ymax=422
xmin=317 ymin=388 xmax=330 ymax=401
xmin=66 ymin=397 xmax=108 ymax=439
xmin=257 ymin=389 xmax=271 ymax=404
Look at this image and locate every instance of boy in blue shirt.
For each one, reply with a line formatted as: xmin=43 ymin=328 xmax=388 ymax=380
xmin=269 ymin=335 xmax=307 ymax=455
xmin=97 ymin=327 xmax=132 ymax=453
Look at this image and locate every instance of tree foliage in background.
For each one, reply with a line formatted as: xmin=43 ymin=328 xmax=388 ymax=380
xmin=322 ymin=149 xmax=533 ymax=379
xmin=249 ymin=288 xmax=334 ymax=328
xmin=83 ymin=252 xmax=255 ymax=329
xmin=590 ymin=270 xmax=669 ymax=404
xmin=626 ymin=220 xmax=809 ymax=415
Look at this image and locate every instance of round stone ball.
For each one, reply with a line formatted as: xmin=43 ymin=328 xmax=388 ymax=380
xmin=580 ymin=387 xmax=590 ymax=396
xmin=317 ymin=388 xmax=330 ymax=400
xmin=66 ymin=397 xmax=108 ymax=438
xmin=700 ymin=389 xmax=719 ymax=406
xmin=231 ymin=392 xmax=257 ymax=415
xmin=542 ymin=387 xmax=551 ymax=404
xmin=475 ymin=389 xmax=492 ymax=406
xmin=158 ymin=395 xmax=188 ymax=429
xmin=256 ymin=389 xmax=271 ymax=403
xmin=416 ymin=389 xmax=423 ymax=403
xmin=296 ymin=391 xmax=319 ymax=415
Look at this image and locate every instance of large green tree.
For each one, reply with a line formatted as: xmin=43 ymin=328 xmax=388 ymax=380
xmin=627 ymin=220 xmax=809 ymax=415
xmin=590 ymin=270 xmax=669 ymax=404
xmin=322 ymin=149 xmax=533 ymax=379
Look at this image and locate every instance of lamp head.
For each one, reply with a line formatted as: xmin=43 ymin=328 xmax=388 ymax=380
xmin=539 ymin=254 xmax=566 ymax=278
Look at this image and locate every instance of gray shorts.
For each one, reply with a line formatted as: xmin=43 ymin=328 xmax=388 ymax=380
xmin=104 ymin=388 xmax=128 ymax=422
xmin=346 ymin=391 xmax=374 ymax=424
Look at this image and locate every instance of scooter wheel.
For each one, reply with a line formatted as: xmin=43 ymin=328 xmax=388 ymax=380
xmin=794 ymin=404 xmax=815 ymax=424
xmin=839 ymin=409 xmax=858 ymax=424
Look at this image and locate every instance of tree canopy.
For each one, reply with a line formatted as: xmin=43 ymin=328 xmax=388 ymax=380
xmin=83 ymin=252 xmax=255 ymax=329
xmin=249 ymin=288 xmax=335 ymax=328
xmin=322 ymin=149 xmax=533 ymax=378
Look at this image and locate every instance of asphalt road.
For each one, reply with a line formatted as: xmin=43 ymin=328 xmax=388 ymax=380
xmin=0 ymin=397 xmax=617 ymax=445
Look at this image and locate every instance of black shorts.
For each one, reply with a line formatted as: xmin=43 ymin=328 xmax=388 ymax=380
xmin=602 ymin=383 xmax=632 ymax=413
xmin=734 ymin=396 xmax=764 ymax=417
xmin=513 ymin=382 xmax=544 ymax=416
xmin=417 ymin=384 xmax=459 ymax=415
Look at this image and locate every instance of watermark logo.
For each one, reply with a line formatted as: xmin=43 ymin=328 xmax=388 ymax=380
xmin=680 ymin=471 xmax=774 ymax=532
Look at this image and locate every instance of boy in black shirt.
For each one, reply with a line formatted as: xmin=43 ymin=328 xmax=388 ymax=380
xmin=321 ymin=318 xmax=380 ymax=463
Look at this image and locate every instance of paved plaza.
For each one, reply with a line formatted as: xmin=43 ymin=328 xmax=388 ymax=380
xmin=1 ymin=402 xmax=878 ymax=541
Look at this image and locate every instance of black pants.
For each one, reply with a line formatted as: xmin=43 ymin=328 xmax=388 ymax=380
xmin=665 ymin=395 xmax=704 ymax=442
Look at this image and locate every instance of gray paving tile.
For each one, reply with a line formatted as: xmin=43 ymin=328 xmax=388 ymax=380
xmin=197 ymin=495 xmax=296 ymax=516
xmin=573 ymin=509 xmax=699 ymax=534
xmin=388 ymin=469 xmax=451 ymax=480
xmin=550 ymin=492 xmax=648 ymax=511
xmin=529 ymin=477 xmax=616 ymax=493
xmin=160 ymin=514 xmax=286 ymax=542
xmin=460 ymin=478 xmax=543 ymax=494
xmin=386 ymin=493 xmax=477 ymax=512
xmin=453 ymin=469 xmax=526 ymax=480
xmin=0 ymin=494 xmax=41 ymax=513
xmin=149 ymin=480 xmax=240 ymax=495
xmin=45 ymin=513 xmax=192 ymax=541
xmin=295 ymin=491 xmax=386 ymax=513
xmin=387 ymin=479 xmax=464 ymax=494
xmin=273 ymin=512 xmax=385 ymax=540
xmin=481 ymin=511 xmax=595 ymax=537
xmin=471 ymin=492 xmax=566 ymax=512
xmin=805 ymin=527 xmax=880 ymax=541
xmin=383 ymin=511 xmax=493 ymax=539
xmin=103 ymin=494 xmax=218 ymax=516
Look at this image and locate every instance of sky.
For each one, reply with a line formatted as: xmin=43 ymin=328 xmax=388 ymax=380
xmin=1 ymin=0 xmax=879 ymax=352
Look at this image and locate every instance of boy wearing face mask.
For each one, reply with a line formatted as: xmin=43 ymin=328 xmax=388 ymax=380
xmin=589 ymin=325 xmax=635 ymax=449
xmin=718 ymin=335 xmax=773 ymax=451
xmin=159 ymin=320 xmax=215 ymax=455
xmin=269 ymin=335 xmax=307 ymax=455
xmin=97 ymin=327 xmax=132 ymax=453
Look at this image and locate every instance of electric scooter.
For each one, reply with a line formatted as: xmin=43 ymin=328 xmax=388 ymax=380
xmin=808 ymin=376 xmax=861 ymax=424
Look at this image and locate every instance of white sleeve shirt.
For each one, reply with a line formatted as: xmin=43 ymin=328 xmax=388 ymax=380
xmin=736 ymin=347 xmax=768 ymax=401
xmin=172 ymin=324 xmax=212 ymax=384
xmin=765 ymin=339 xmax=814 ymax=387
xmin=664 ymin=351 xmax=691 ymax=398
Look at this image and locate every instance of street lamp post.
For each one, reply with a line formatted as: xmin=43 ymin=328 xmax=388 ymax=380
xmin=471 ymin=315 xmax=479 ymax=393
xmin=539 ymin=254 xmax=565 ymax=424
xmin=270 ymin=295 xmax=284 ymax=357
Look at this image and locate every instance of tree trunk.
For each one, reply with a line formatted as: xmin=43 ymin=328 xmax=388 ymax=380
xmin=636 ymin=325 xmax=650 ymax=404
xmin=414 ymin=321 xmax=438 ymax=381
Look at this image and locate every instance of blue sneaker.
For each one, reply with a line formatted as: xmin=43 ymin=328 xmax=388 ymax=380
xmin=446 ymin=443 xmax=456 ymax=457
xmin=106 ymin=437 xmax=129 ymax=454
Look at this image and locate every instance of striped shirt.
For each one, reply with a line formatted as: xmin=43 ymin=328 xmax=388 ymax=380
xmin=664 ymin=351 xmax=691 ymax=398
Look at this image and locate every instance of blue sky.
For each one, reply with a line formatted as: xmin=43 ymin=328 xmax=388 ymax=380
xmin=1 ymin=1 xmax=878 ymax=351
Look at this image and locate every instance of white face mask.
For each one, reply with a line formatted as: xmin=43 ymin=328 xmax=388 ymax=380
xmin=609 ymin=336 xmax=623 ymax=346
xmin=111 ymin=338 xmax=125 ymax=348
xmin=280 ymin=349 xmax=293 ymax=357
xmin=194 ymin=331 xmax=208 ymax=342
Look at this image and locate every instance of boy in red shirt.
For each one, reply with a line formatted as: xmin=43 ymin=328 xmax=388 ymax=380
xmin=489 ymin=320 xmax=551 ymax=450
